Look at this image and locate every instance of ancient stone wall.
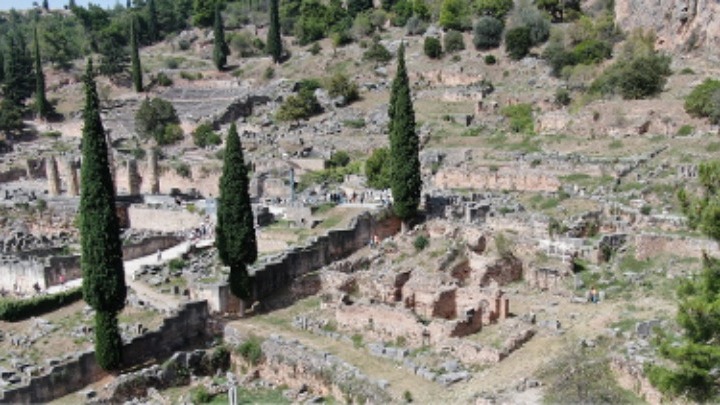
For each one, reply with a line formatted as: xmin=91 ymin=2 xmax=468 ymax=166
xmin=0 ymin=301 xmax=209 ymax=403
xmin=634 ymin=233 xmax=720 ymax=260
xmin=434 ymin=168 xmax=560 ymax=192
xmin=127 ymin=206 xmax=204 ymax=232
xmin=254 ymin=334 xmax=391 ymax=403
xmin=251 ymin=211 xmax=401 ymax=301
xmin=121 ymin=235 xmax=183 ymax=261
xmin=0 ymin=167 xmax=29 ymax=184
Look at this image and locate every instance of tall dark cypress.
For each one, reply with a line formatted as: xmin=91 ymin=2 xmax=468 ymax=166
xmin=130 ymin=17 xmax=143 ymax=92
xmin=388 ymin=43 xmax=421 ymax=231
xmin=3 ymin=29 xmax=34 ymax=105
xmin=33 ymin=26 xmax=50 ymax=119
xmin=266 ymin=0 xmax=282 ymax=63
xmin=216 ymin=123 xmax=257 ymax=301
xmin=212 ymin=3 xmax=229 ymax=71
xmin=79 ymin=59 xmax=127 ymax=371
xmin=42 ymin=0 xmax=49 ymax=10
xmin=147 ymin=0 xmax=159 ymax=43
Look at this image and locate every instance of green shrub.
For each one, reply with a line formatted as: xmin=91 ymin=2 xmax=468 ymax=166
xmin=484 ymin=54 xmax=497 ymax=64
xmin=134 ymin=98 xmax=183 ymax=145
xmin=210 ymin=345 xmax=231 ymax=372
xmin=343 ymin=118 xmax=366 ymax=128
xmin=309 ymin=42 xmax=322 ymax=55
xmin=640 ymin=205 xmax=651 ymax=215
xmin=363 ymin=38 xmax=392 ymax=62
xmin=413 ymin=235 xmax=429 ymax=251
xmin=179 ymin=71 xmax=202 ymax=80
xmin=193 ymin=123 xmax=222 ymax=148
xmin=684 ymin=79 xmax=720 ymax=124
xmin=328 ymin=150 xmax=351 ymax=168
xmin=515 ymin=3 xmax=551 ymax=46
xmin=155 ymin=72 xmax=173 ymax=87
xmin=237 ymin=336 xmax=263 ymax=365
xmin=473 ymin=16 xmax=504 ymax=50
xmin=326 ymin=73 xmax=359 ymax=104
xmin=444 ymin=30 xmax=465 ymax=53
xmin=590 ymin=53 xmax=672 ymax=99
xmin=571 ymin=39 xmax=612 ymax=64
xmin=351 ymin=333 xmax=364 ymax=348
xmin=190 ymin=386 xmax=213 ymax=404
xmin=263 ymin=66 xmax=275 ymax=80
xmin=365 ymin=147 xmax=392 ymax=189
xmin=439 ymin=0 xmax=470 ymax=30
xmin=403 ymin=390 xmax=414 ymax=402
xmin=677 ymin=124 xmax=694 ymax=136
xmin=405 ymin=16 xmax=427 ymax=35
xmin=42 ymin=130 xmax=62 ymax=139
xmin=423 ymin=36 xmax=442 ymax=59
xmin=501 ymin=103 xmax=534 ymax=133
xmin=276 ymin=88 xmax=323 ymax=121
xmin=168 ymin=258 xmax=186 ymax=271
xmin=0 ymin=287 xmax=83 ymax=321
xmin=505 ymin=26 xmax=531 ymax=60
xmin=679 ymin=67 xmax=695 ymax=75
xmin=174 ymin=162 xmax=191 ymax=178
xmin=475 ymin=0 xmax=514 ymax=18
xmin=542 ymin=40 xmax=575 ymax=77
xmin=554 ymin=88 xmax=571 ymax=106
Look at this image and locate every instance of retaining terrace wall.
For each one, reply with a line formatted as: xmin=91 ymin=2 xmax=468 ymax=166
xmin=0 ymin=301 xmax=209 ymax=404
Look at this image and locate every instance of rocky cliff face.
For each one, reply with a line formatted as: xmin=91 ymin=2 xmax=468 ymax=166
xmin=615 ymin=0 xmax=720 ymax=57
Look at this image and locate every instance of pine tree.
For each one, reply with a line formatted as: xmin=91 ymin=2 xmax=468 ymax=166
xmin=79 ymin=59 xmax=127 ymax=371
xmin=33 ymin=26 xmax=51 ymax=119
xmin=266 ymin=0 xmax=282 ymax=63
xmin=648 ymin=161 xmax=720 ymax=401
xmin=216 ymin=123 xmax=257 ymax=301
xmin=212 ymin=3 xmax=229 ymax=71
xmin=388 ymin=43 xmax=421 ymax=231
xmin=147 ymin=0 xmax=159 ymax=43
xmin=130 ymin=17 xmax=143 ymax=92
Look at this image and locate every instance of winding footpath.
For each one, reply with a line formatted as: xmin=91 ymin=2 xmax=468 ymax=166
xmin=46 ymin=239 xmax=214 ymax=312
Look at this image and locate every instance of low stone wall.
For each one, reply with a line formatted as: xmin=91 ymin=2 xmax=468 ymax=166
xmin=634 ymin=233 xmax=720 ymax=261
xmin=127 ymin=206 xmax=204 ymax=232
xmin=122 ymin=235 xmax=183 ymax=261
xmin=0 ymin=301 xmax=209 ymax=403
xmin=0 ymin=255 xmax=81 ymax=293
xmin=255 ymin=334 xmax=392 ymax=403
xmin=433 ymin=168 xmax=561 ymax=193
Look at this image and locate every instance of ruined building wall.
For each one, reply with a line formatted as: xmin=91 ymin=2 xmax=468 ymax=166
xmin=251 ymin=211 xmax=401 ymax=301
xmin=0 ymin=301 xmax=209 ymax=404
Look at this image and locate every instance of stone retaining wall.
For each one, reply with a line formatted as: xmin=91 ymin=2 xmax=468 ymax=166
xmin=0 ymin=301 xmax=209 ymax=403
xmin=251 ymin=211 xmax=401 ymax=301
xmin=634 ymin=233 xmax=720 ymax=261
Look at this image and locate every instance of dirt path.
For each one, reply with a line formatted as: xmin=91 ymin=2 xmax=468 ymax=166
xmin=46 ymin=239 xmax=214 ymax=312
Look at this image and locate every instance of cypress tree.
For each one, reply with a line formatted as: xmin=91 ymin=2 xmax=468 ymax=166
xmin=3 ymin=29 xmax=34 ymax=105
xmin=266 ymin=0 xmax=282 ymax=63
xmin=147 ymin=0 xmax=159 ymax=43
xmin=33 ymin=26 xmax=51 ymax=119
xmin=388 ymin=43 xmax=421 ymax=231
xmin=216 ymin=123 xmax=257 ymax=301
xmin=43 ymin=0 xmax=49 ymax=10
xmin=79 ymin=59 xmax=127 ymax=371
xmin=69 ymin=0 xmax=76 ymax=8
xmin=130 ymin=17 xmax=143 ymax=92
xmin=212 ymin=3 xmax=229 ymax=71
